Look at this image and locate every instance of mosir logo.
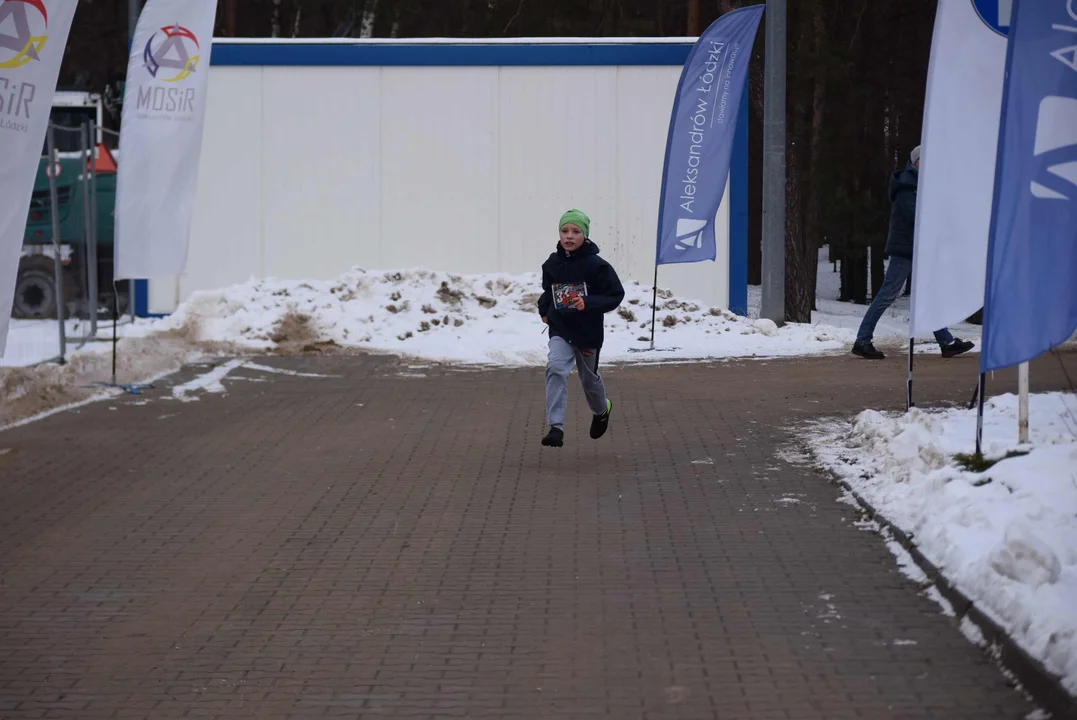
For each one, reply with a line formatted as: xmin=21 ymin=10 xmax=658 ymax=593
xmin=1030 ymin=96 xmax=1077 ymax=201
xmin=0 ymin=0 xmax=48 ymax=70
xmin=143 ymin=24 xmax=200 ymax=82
xmin=135 ymin=24 xmax=201 ymax=116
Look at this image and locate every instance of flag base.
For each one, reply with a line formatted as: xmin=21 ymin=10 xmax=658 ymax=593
xmin=84 ymin=381 xmax=156 ymax=396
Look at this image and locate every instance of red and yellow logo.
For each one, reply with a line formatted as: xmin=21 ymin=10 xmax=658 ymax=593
xmin=0 ymin=0 xmax=48 ymax=70
xmin=143 ymin=24 xmax=201 ymax=83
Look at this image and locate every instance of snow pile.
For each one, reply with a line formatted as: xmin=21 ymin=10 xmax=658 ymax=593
xmin=156 ymin=269 xmax=852 ymax=365
xmin=806 ymin=393 xmax=1077 ymax=694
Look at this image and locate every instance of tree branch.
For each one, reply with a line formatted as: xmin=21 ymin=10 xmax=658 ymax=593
xmin=503 ymin=0 xmax=525 ymax=35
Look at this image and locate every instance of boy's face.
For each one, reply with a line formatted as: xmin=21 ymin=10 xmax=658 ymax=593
xmin=560 ymin=223 xmax=585 ymax=252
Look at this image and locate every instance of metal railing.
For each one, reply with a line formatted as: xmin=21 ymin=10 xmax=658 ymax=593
xmin=4 ymin=120 xmax=133 ymax=369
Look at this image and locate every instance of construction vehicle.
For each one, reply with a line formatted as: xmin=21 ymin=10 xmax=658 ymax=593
xmin=14 ymin=91 xmax=126 ymax=319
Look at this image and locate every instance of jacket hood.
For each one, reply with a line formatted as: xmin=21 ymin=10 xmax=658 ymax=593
xmin=889 ymin=164 xmax=918 ymax=202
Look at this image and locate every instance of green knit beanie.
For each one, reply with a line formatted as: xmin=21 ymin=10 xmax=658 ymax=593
xmin=559 ymin=209 xmax=590 ymax=238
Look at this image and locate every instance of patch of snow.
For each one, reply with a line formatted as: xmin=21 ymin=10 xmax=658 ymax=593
xmin=960 ymin=616 xmax=988 ymax=647
xmin=241 ymin=361 xmax=334 ymax=378
xmin=804 ymin=392 xmax=1077 ymax=694
xmin=172 ymin=359 xmax=247 ymax=401
xmin=926 ymin=586 xmax=958 ymax=618
xmin=885 ymin=539 xmax=930 ymax=585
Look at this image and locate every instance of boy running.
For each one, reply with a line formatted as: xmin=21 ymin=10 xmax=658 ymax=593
xmin=537 ymin=209 xmax=625 ymax=447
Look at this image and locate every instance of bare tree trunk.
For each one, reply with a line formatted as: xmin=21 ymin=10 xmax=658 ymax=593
xmin=292 ymin=3 xmax=302 ymax=37
xmin=804 ymin=4 xmax=827 ymax=312
xmin=361 ymin=0 xmax=377 ymax=38
xmin=271 ymin=0 xmax=282 ymax=38
xmin=783 ymin=0 xmax=824 ymax=323
xmin=687 ymin=0 xmax=700 ymax=34
xmin=503 ymin=0 xmax=526 ymax=35
xmin=785 ymin=159 xmax=813 ymax=322
xmin=224 ymin=0 xmax=238 ymax=36
xmin=460 ymin=0 xmax=472 ymax=34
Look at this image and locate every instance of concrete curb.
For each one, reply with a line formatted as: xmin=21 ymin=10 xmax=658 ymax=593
xmin=833 ymin=477 xmax=1077 ymax=720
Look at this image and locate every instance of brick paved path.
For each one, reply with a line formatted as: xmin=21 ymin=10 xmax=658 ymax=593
xmin=1 ymin=350 xmax=1074 ymax=719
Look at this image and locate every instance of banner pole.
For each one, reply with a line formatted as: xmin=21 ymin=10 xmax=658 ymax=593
xmin=1018 ymin=361 xmax=1029 ymax=444
xmin=47 ymin=125 xmax=66 ymax=365
xmin=649 ymin=266 xmax=658 ymax=351
xmin=906 ymin=339 xmax=914 ymax=411
xmin=89 ymin=120 xmax=100 ymax=338
xmin=975 ymin=372 xmax=986 ymax=456
xmin=80 ymin=122 xmax=97 ymax=339
xmin=111 ymin=283 xmax=119 ymax=386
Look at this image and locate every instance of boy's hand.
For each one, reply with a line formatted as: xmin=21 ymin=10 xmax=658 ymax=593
xmin=570 ymin=297 xmax=585 ymax=311
xmin=541 ymin=316 xmax=548 ymax=324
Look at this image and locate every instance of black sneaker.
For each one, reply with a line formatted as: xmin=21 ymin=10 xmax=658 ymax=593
xmin=541 ymin=426 xmax=564 ymax=447
xmin=941 ymin=338 xmax=975 ymax=358
xmin=852 ymin=341 xmax=885 ymax=360
xmin=590 ymin=399 xmax=612 ymax=440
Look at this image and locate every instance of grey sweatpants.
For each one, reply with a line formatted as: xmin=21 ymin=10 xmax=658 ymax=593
xmin=545 ymin=336 xmax=608 ymax=428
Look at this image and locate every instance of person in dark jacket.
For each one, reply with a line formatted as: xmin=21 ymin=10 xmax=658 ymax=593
xmin=852 ymin=145 xmax=975 ymax=360
xmin=537 ymin=209 xmax=625 ymax=447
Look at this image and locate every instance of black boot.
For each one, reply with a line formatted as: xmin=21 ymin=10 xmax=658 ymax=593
xmin=590 ymin=399 xmax=612 ymax=439
xmin=541 ymin=426 xmax=564 ymax=447
xmin=852 ymin=341 xmax=885 ymax=360
xmin=941 ymin=338 xmax=975 ymax=358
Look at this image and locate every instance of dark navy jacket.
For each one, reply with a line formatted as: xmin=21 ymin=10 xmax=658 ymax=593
xmin=537 ymin=240 xmax=625 ymax=349
xmin=885 ymin=164 xmax=918 ymax=260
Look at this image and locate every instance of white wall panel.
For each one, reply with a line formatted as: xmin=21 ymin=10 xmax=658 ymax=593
xmin=610 ymin=66 xmax=677 ymax=294
xmin=498 ymin=67 xmax=618 ymax=274
xmin=172 ymin=67 xmax=264 ymax=310
xmin=379 ymin=68 xmax=500 ymax=273
xmin=261 ymin=67 xmax=381 ymax=279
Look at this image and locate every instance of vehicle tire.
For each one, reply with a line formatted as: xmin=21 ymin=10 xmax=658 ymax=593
xmin=12 ymin=257 xmax=60 ymax=319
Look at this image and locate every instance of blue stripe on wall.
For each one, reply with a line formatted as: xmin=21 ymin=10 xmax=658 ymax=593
xmin=134 ymin=279 xmax=149 ymax=317
xmin=210 ymin=42 xmax=693 ymax=67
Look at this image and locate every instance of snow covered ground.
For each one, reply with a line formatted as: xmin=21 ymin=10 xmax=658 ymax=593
xmin=154 ymin=251 xmax=981 ymax=365
xmin=804 ymin=392 xmax=1077 ymax=695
